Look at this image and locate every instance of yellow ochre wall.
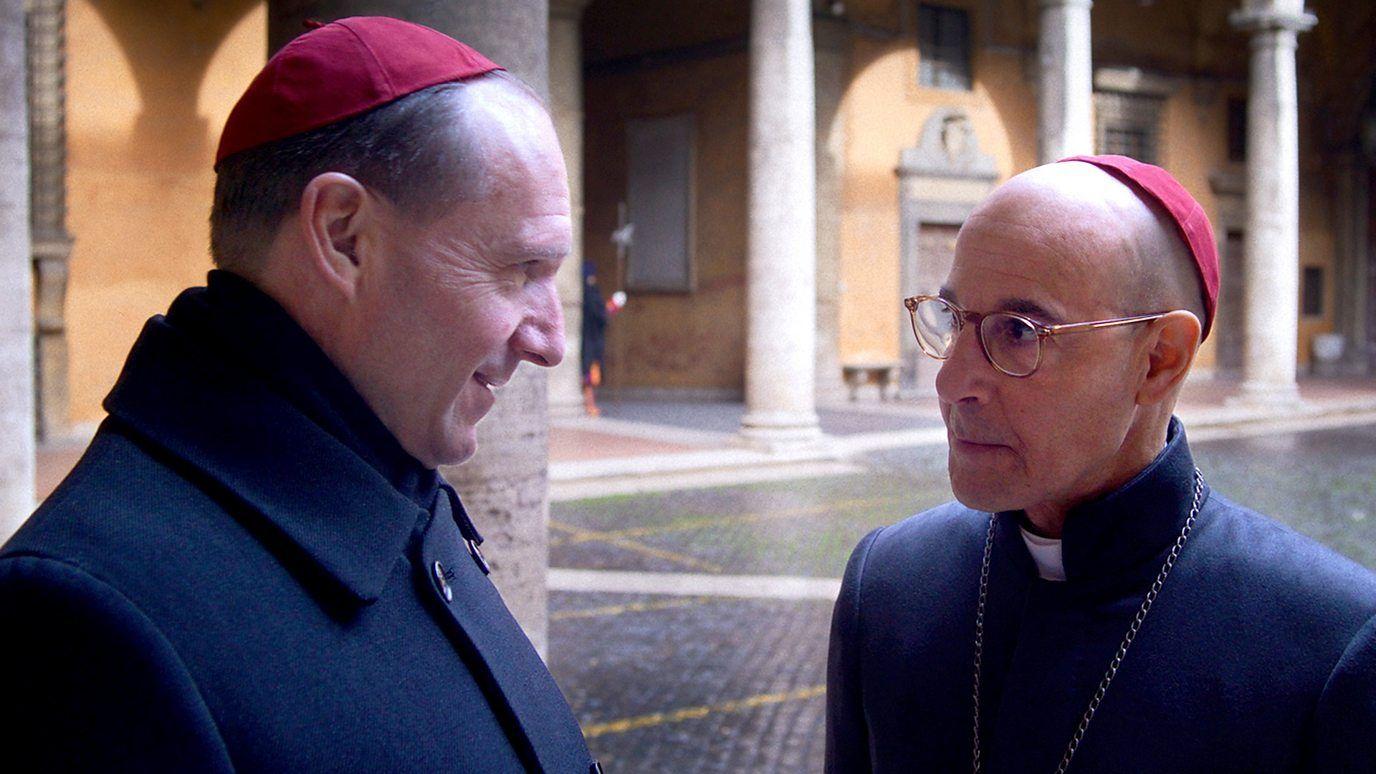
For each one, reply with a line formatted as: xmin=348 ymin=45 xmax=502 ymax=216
xmin=837 ymin=35 xmax=1036 ymax=365
xmin=834 ymin=0 xmax=1337 ymax=372
xmin=1155 ymin=80 xmax=1235 ymax=372
xmin=56 ymin=0 xmax=1349 ymax=422
xmin=583 ymin=52 xmax=751 ymax=395
xmin=66 ymin=0 xmax=265 ymax=427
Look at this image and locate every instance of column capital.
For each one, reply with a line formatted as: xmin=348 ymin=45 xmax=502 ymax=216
xmin=550 ymin=0 xmax=591 ymax=22
xmin=1229 ymin=7 xmax=1316 ymax=35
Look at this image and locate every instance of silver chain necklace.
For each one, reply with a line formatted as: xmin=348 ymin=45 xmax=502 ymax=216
xmin=970 ymin=469 xmax=1204 ymax=774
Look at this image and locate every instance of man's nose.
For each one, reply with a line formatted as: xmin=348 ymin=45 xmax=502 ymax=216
xmin=514 ymin=282 xmax=565 ymax=368
xmin=934 ymin=324 xmax=990 ymax=405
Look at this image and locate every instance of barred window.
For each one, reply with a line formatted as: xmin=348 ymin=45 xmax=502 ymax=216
xmin=918 ymin=4 xmax=972 ymax=91
xmin=1102 ymin=126 xmax=1152 ymax=161
xmin=1094 ymin=91 xmax=1165 ymax=165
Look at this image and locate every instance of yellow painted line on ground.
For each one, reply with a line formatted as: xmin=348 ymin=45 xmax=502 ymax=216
xmin=550 ymin=496 xmax=900 ymax=547
xmin=549 ymin=520 xmax=725 ymax=573
xmin=583 ymin=684 xmax=827 ymax=739
xmin=550 ymin=596 xmax=711 ymax=621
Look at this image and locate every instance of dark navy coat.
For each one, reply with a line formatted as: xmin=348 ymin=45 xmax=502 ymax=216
xmin=0 ymin=273 xmax=596 ymax=772
xmin=827 ymin=419 xmax=1376 ymax=772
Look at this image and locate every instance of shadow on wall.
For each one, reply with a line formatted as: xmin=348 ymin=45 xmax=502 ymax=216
xmin=65 ymin=0 xmax=265 ymax=428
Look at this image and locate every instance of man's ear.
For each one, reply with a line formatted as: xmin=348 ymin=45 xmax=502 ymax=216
xmin=299 ymin=172 xmax=371 ymax=299
xmin=1136 ymin=310 xmax=1201 ymax=406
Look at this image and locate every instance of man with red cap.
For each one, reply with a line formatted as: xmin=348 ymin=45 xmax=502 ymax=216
xmin=826 ymin=157 xmax=1376 ymax=772
xmin=0 ymin=17 xmax=599 ymax=772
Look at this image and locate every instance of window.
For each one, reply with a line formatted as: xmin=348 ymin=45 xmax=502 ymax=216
xmin=1302 ymin=266 xmax=1324 ymax=317
xmin=1227 ymin=97 xmax=1247 ymax=162
xmin=625 ymin=113 xmax=695 ymax=292
xmin=1102 ymin=126 xmax=1152 ymax=162
xmin=1094 ymin=91 xmax=1165 ymax=165
xmin=918 ymin=4 xmax=972 ymax=91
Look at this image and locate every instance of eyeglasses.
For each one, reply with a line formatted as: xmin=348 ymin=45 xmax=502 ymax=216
xmin=903 ymin=294 xmax=1170 ymax=378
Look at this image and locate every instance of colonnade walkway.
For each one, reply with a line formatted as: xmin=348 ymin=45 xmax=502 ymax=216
xmin=549 ymin=375 xmax=1376 ymax=502
xmin=31 ymin=375 xmax=1376 ymax=504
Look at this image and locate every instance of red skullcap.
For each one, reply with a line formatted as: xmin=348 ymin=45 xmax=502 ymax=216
xmin=215 ymin=16 xmax=502 ymax=168
xmin=1059 ymin=155 xmax=1221 ymax=341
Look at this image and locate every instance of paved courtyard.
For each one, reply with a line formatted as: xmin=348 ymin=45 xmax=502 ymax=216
xmin=546 ymin=418 xmax=1376 ymax=772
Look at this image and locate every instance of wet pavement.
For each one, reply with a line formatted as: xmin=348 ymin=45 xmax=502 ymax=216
xmin=546 ymin=418 xmax=1376 ymax=772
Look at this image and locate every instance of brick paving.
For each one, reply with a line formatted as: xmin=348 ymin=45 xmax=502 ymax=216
xmin=547 ymin=592 xmax=832 ymax=773
xmin=548 ymin=418 xmax=1376 ymax=772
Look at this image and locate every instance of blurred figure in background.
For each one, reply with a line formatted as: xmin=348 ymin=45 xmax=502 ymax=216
xmin=581 ymin=262 xmax=625 ymax=416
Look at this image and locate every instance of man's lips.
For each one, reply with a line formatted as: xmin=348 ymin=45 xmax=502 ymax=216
xmin=945 ymin=416 xmax=1011 ymax=449
xmin=952 ymin=436 xmax=1005 ymax=447
xmin=950 ymin=438 xmax=1011 ymax=460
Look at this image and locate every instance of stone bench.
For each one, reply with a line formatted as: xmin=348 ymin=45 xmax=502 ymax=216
xmin=842 ymin=362 xmax=900 ymax=402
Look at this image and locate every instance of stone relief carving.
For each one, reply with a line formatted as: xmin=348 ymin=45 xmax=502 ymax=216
xmin=898 ymin=107 xmax=998 ymax=181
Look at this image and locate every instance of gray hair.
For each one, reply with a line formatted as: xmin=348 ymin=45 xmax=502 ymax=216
xmin=209 ymin=70 xmax=534 ymax=272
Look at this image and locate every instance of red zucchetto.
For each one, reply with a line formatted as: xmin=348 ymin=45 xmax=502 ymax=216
xmin=1059 ymin=154 xmax=1221 ymax=341
xmin=215 ymin=16 xmax=502 ymax=168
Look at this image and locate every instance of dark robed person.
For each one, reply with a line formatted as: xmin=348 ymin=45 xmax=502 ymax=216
xmin=0 ymin=17 xmax=599 ymax=772
xmin=825 ymin=155 xmax=1376 ymax=773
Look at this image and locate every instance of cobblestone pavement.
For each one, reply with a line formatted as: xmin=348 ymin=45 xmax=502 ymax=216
xmin=546 ymin=419 xmax=1376 ymax=772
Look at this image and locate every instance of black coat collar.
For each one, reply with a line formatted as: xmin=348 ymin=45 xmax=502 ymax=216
xmin=102 ymin=276 xmax=434 ymax=606
xmin=996 ymin=417 xmax=1209 ymax=585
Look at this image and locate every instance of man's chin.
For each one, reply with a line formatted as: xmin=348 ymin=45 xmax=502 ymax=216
xmin=948 ymin=465 xmax=1023 ymax=513
xmin=423 ymin=425 xmax=479 ymax=469
xmin=439 ymin=446 xmax=477 ymax=467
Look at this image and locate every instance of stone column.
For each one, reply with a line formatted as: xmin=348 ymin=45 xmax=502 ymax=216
xmin=27 ymin=0 xmax=73 ymax=442
xmin=1037 ymin=0 xmax=1094 ymax=164
xmin=1230 ymin=0 xmax=1315 ymax=404
xmin=813 ymin=14 xmax=847 ymax=403
xmin=546 ymin=0 xmax=588 ymax=418
xmin=740 ymin=0 xmax=821 ymax=448
xmin=0 ymin=0 xmax=32 ymax=541
xmin=269 ymin=0 xmax=557 ymax=655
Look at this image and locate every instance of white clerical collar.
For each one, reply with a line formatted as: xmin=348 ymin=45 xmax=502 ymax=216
xmin=1019 ymin=525 xmax=1067 ymax=582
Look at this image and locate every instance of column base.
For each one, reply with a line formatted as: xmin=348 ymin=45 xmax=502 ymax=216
xmin=547 ymin=397 xmax=588 ymax=420
xmin=1225 ymin=379 xmax=1305 ymax=411
xmin=738 ymin=410 xmax=825 ymax=452
xmin=546 ymin=359 xmax=588 ymax=420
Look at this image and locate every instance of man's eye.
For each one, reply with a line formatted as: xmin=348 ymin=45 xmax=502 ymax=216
xmin=992 ymin=316 xmax=1037 ymax=344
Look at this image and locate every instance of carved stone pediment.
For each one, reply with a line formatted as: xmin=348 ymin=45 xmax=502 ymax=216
xmin=897 ymin=108 xmax=998 ymax=181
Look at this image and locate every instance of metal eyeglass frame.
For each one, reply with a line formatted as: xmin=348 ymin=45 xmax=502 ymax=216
xmin=902 ymin=294 xmax=1171 ymax=378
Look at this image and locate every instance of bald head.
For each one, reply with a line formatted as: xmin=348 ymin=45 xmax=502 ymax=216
xmin=939 ymin=161 xmax=1212 ymax=528
xmin=968 ymin=161 xmax=1207 ymax=338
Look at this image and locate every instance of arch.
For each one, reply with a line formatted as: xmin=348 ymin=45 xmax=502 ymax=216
xmin=87 ymin=0 xmax=262 ymax=161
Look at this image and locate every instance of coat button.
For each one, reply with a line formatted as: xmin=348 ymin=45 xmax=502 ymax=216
xmin=432 ymin=560 xmax=453 ymax=602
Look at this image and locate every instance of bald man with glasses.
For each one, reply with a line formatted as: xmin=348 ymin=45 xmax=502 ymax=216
xmin=825 ymin=156 xmax=1376 ymax=773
